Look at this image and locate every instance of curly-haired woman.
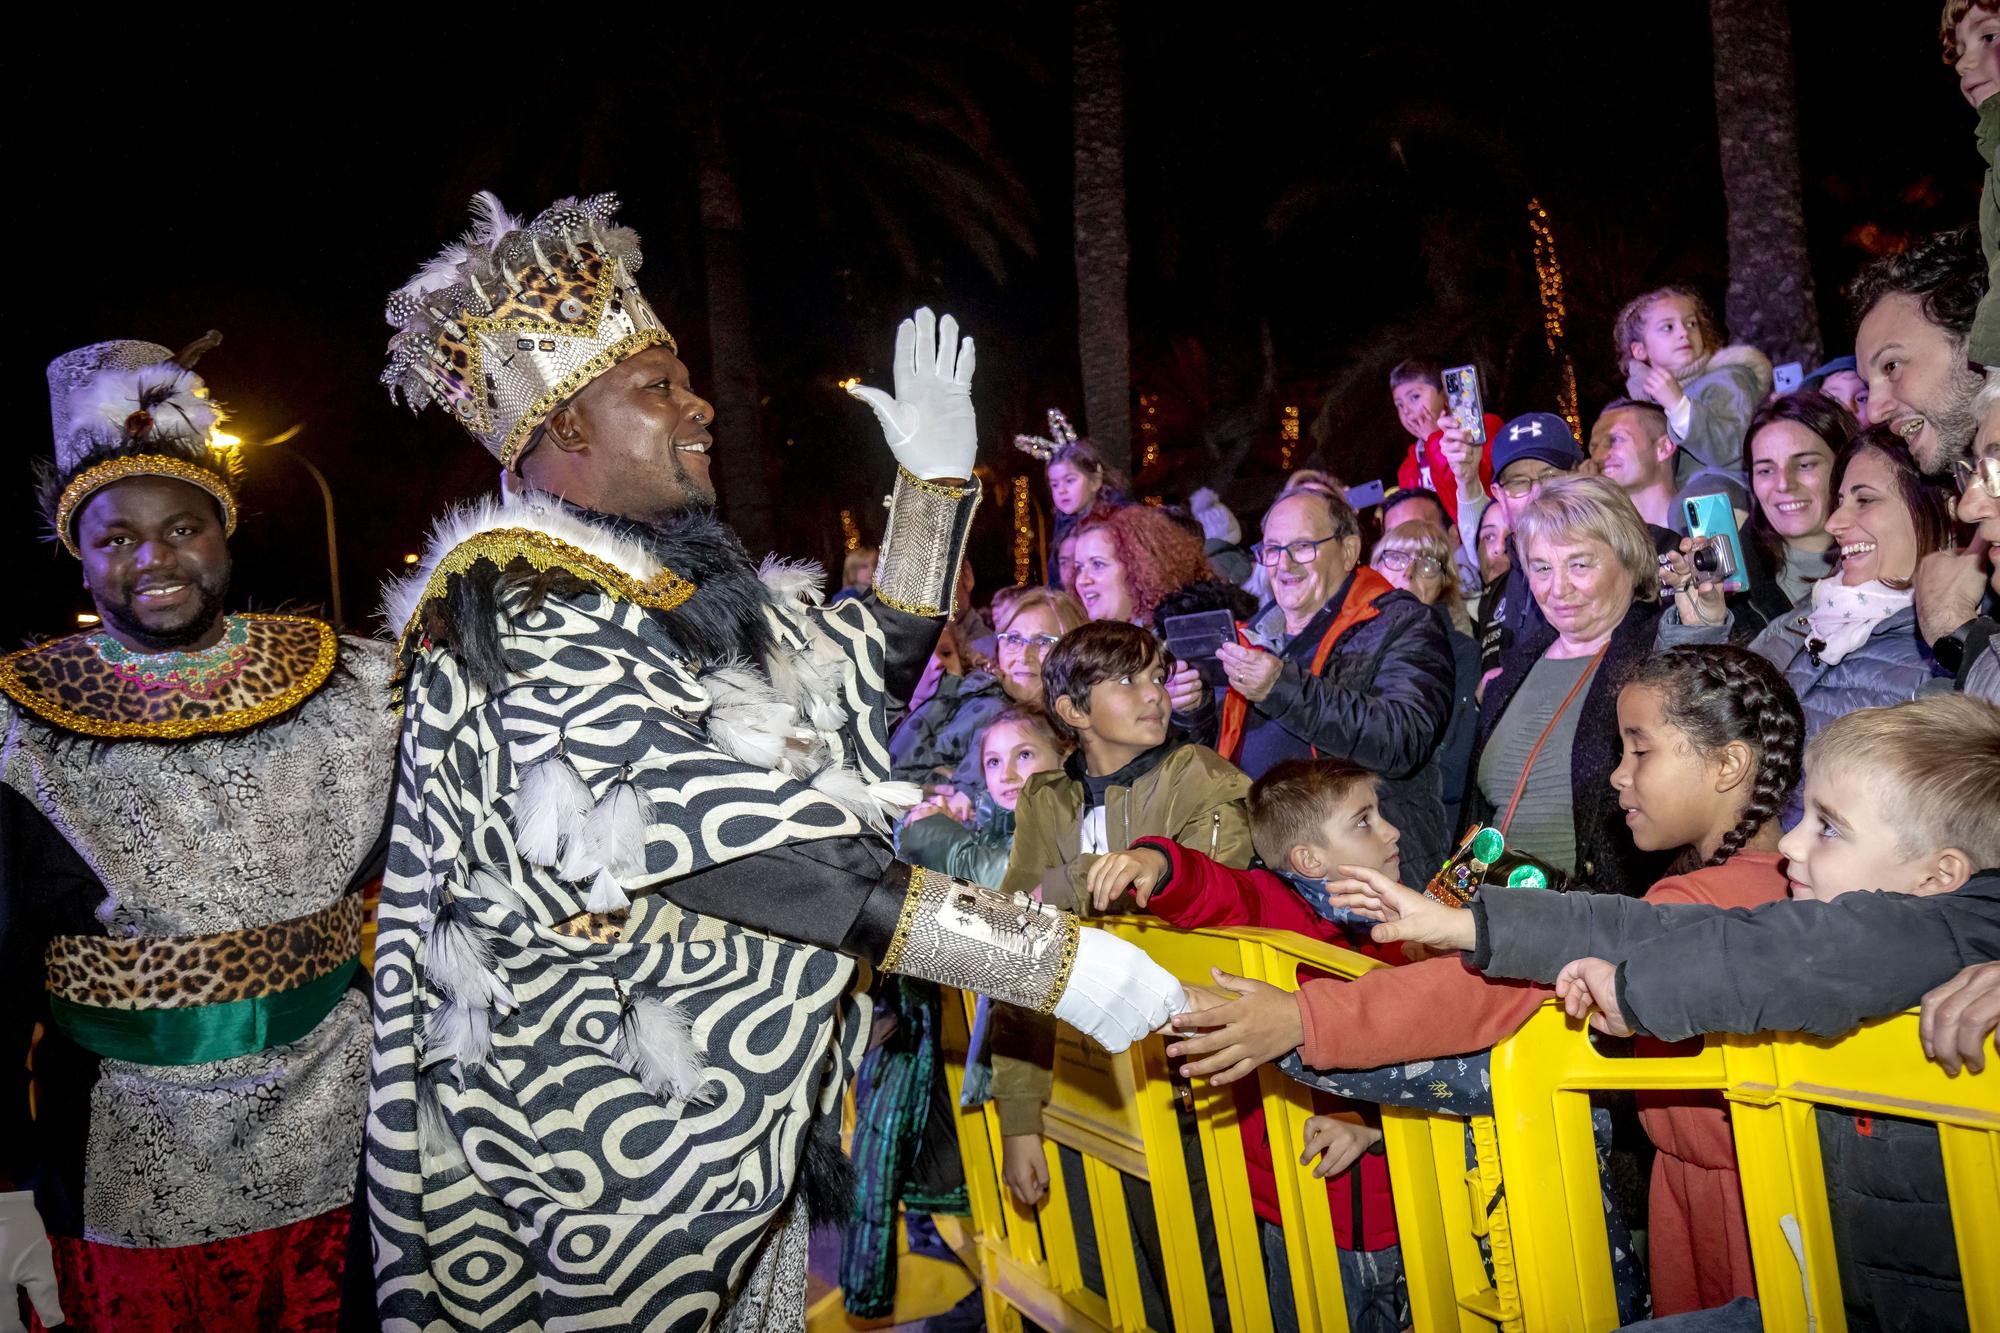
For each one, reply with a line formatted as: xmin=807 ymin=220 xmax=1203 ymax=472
xmin=1070 ymin=504 xmax=1214 ymax=626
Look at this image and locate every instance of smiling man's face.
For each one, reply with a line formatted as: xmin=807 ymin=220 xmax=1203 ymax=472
xmin=522 ymin=345 xmax=719 ymax=521
xmin=1858 ymin=292 xmax=1982 ymax=476
xmin=75 ymin=474 xmax=232 ymax=651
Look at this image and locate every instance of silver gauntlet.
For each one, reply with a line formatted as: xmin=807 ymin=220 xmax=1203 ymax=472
xmin=875 ymin=468 xmax=981 ymax=618
xmin=880 ymin=866 xmax=1080 ymax=1014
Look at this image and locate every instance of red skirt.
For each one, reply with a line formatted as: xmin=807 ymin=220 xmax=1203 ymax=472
xmin=32 ymin=1206 xmax=350 ymax=1333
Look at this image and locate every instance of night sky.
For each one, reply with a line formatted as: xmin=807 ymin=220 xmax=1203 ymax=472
xmin=5 ymin=2 xmax=1967 ymax=647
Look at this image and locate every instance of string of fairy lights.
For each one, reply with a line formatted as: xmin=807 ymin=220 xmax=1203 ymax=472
xmin=1528 ymin=197 xmax=1582 ymax=441
xmin=1011 ymin=476 xmax=1034 ymax=583
xmin=839 ymin=508 xmax=860 ymax=553
xmin=1279 ymin=404 xmax=1300 ymax=471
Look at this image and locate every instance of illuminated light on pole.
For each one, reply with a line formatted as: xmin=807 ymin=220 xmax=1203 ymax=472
xmin=1528 ymin=197 xmax=1582 ymax=441
xmin=838 ymin=377 xmax=860 ymax=392
xmin=839 ymin=508 xmax=861 ymax=553
xmin=1012 ymin=476 xmax=1034 ymax=584
xmin=1280 ymin=404 xmax=1300 ymax=471
xmin=77 ymin=612 xmax=101 ymax=626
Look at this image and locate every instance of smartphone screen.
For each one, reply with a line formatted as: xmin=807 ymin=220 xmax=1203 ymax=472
xmin=1684 ymin=493 xmax=1749 ymax=595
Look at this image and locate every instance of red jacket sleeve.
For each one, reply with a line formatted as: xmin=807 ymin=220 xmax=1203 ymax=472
xmin=1134 ymin=837 xmax=1334 ymax=938
xmin=1294 ymin=953 xmax=1551 ymax=1069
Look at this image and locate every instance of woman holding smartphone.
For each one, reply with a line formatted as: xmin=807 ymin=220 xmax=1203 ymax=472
xmin=1661 ymin=427 xmax=1952 ymax=757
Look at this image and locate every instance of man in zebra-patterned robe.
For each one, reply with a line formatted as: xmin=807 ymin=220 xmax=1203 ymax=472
xmin=364 ymin=191 xmax=1186 ymax=1330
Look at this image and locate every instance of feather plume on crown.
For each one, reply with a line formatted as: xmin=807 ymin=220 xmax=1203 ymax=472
xmin=39 ymin=332 xmax=242 ymax=554
xmin=382 ymin=191 xmax=675 ymax=469
xmin=1011 ymin=407 xmax=1079 ymax=461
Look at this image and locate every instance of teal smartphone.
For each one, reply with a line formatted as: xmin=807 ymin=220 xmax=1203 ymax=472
xmin=1683 ymin=492 xmax=1748 ymax=594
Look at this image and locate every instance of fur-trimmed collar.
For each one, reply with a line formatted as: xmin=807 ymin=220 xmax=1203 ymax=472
xmin=1624 ymin=342 xmax=1774 ymax=401
xmin=382 ymin=490 xmax=834 ymax=690
xmin=382 ymin=490 xmax=679 ymax=635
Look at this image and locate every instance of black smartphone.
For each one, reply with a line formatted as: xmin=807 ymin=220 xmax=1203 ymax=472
xmin=1161 ymin=609 xmax=1237 ymax=688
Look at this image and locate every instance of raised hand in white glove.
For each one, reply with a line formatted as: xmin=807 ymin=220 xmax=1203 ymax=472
xmin=846 ymin=307 xmax=977 ymax=481
xmin=0 ymin=1190 xmax=64 ymax=1331
xmin=1052 ymin=927 xmax=1187 ymax=1054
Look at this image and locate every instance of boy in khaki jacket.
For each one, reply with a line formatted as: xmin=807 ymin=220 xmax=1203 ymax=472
xmin=988 ymin=621 xmax=1251 ymax=1322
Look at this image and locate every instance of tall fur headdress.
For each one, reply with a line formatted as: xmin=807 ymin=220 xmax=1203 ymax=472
xmin=40 ymin=332 xmax=239 ymax=557
xmin=382 ymin=191 xmax=676 ymax=470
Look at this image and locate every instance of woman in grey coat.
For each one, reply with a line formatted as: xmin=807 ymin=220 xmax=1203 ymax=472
xmin=1660 ymin=429 xmax=1953 ymax=755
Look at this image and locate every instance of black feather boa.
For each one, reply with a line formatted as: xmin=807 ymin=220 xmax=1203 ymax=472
xmin=416 ymin=504 xmax=778 ymax=695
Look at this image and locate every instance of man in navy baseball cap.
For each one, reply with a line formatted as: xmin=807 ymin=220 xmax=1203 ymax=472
xmin=1474 ymin=411 xmax=1585 ymax=673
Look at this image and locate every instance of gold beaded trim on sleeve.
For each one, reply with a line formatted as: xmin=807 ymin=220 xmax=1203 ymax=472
xmin=879 ymin=865 xmax=931 ymax=974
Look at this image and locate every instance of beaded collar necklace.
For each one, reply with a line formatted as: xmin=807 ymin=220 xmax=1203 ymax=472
xmin=92 ymin=614 xmax=251 ymax=698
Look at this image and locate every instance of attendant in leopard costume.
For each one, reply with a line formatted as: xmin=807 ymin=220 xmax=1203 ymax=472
xmin=366 ymin=192 xmax=1187 ymax=1331
xmin=0 ymin=335 xmax=398 ymax=1330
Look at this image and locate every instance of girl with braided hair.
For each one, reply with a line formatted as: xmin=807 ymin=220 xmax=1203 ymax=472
xmin=1172 ymin=643 xmax=1805 ymax=1320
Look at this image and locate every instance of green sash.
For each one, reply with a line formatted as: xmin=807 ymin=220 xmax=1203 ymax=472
xmin=50 ymin=958 xmax=359 ymax=1066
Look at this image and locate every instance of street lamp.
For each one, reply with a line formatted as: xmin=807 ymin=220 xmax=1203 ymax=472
xmin=218 ymin=424 xmax=345 ymax=629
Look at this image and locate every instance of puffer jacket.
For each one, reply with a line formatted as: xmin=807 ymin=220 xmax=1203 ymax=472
xmin=1974 ymin=96 xmax=2000 ymax=368
xmin=887 ymin=669 xmax=1010 ymax=788
xmin=1661 ymin=596 xmax=1939 ymax=744
xmin=1628 ymin=343 xmax=1769 ymax=516
xmin=1468 ymin=598 xmax=1670 ymax=898
xmin=896 ymin=802 xmax=1015 ymax=888
xmin=1200 ymin=569 xmax=1456 ymax=884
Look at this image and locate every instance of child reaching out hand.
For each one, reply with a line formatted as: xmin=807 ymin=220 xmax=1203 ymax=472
xmin=1173 ymin=644 xmax=1808 ymax=1320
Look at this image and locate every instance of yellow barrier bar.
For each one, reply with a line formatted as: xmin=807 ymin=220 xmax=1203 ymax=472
xmin=945 ymin=920 xmax=1997 ymax=1333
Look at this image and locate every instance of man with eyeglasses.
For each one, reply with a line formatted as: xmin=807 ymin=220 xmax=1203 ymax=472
xmin=1196 ymin=488 xmax=1456 ymax=885
xmin=1917 ymin=369 xmax=2000 ymax=703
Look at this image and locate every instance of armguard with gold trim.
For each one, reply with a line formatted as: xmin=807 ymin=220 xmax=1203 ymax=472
xmin=874 ymin=468 xmax=981 ymax=618
xmin=879 ymin=866 xmax=1079 ymax=1014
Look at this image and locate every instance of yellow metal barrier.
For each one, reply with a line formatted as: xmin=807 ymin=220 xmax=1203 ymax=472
xmin=943 ymin=921 xmax=1999 ymax=1332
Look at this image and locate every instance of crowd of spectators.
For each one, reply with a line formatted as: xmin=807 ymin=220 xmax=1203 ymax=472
xmin=857 ymin=7 xmax=2000 ymax=1330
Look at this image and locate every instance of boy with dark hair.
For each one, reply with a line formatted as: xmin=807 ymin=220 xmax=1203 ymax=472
xmin=1390 ymin=358 xmax=1496 ymax=528
xmin=1086 ymin=756 xmax=1422 ymax=1333
xmin=987 ymin=618 xmax=1253 ymax=1327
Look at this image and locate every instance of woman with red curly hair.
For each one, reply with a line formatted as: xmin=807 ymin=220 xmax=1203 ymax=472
xmin=1071 ymin=504 xmax=1214 ymax=624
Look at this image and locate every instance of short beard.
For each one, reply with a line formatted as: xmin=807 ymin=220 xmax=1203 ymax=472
xmin=98 ymin=577 xmax=230 ymax=651
xmin=1916 ymin=360 xmax=1985 ymax=476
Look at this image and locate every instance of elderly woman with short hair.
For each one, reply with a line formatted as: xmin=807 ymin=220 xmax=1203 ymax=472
xmin=1466 ymin=475 xmax=1667 ymax=896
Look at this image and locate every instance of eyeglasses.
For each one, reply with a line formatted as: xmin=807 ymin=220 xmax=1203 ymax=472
xmin=1952 ymin=455 xmax=2000 ymax=500
xmin=997 ymin=630 xmax=1062 ymax=653
xmin=1252 ymin=535 xmax=1346 ymax=567
xmin=1376 ymin=550 xmax=1444 ymax=576
xmin=1494 ymin=467 xmax=1567 ymax=498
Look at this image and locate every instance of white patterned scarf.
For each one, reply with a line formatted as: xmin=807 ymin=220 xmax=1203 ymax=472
xmin=1805 ymin=577 xmax=1912 ymax=666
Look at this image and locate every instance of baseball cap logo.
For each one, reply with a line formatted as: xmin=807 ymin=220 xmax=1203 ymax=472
xmin=1510 ymin=420 xmax=1544 ymax=441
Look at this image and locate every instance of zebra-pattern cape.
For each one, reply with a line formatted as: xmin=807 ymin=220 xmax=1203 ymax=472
xmin=366 ymin=494 xmax=908 ymax=1330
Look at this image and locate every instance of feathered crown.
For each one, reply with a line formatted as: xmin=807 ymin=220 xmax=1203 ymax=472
xmin=383 ymin=191 xmax=675 ymax=469
xmin=41 ymin=332 xmax=239 ymax=556
xmin=1011 ymin=408 xmax=1079 ymax=461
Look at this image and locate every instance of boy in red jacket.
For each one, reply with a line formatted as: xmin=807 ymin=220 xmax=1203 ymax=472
xmin=1088 ymin=757 xmax=1411 ymax=1333
xmin=1390 ymin=358 xmax=1498 ymax=528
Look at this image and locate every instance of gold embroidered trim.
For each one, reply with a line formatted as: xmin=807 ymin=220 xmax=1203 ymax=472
xmin=879 ymin=865 xmax=930 ymax=974
xmin=1035 ymin=915 xmax=1082 ymax=1016
xmin=895 ymin=467 xmax=978 ymax=500
xmin=495 ymin=329 xmax=673 ymax=470
xmin=872 ymin=590 xmax=948 ymax=618
xmin=0 ymin=615 xmax=337 ymax=741
xmin=397 ymin=526 xmax=698 ymax=651
xmin=56 ymin=456 xmax=239 ymax=557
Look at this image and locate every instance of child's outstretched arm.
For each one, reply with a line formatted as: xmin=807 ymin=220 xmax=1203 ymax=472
xmin=1324 ymin=865 xmax=1479 ymax=952
xmin=1613 ymin=879 xmax=2000 ymax=1042
xmin=1467 ymin=886 xmax=1724 ymax=982
xmin=1167 ymin=967 xmax=1303 ymax=1084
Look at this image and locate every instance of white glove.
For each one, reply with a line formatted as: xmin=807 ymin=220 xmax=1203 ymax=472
xmin=0 ymin=1191 xmax=64 ymax=1332
xmin=846 ymin=307 xmax=978 ymax=480
xmin=1052 ymin=927 xmax=1188 ymax=1054
xmin=1189 ymin=487 xmax=1241 ymax=546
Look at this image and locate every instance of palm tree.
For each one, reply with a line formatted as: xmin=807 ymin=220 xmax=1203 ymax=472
xmin=1709 ymin=0 xmax=1821 ymax=367
xmin=1072 ymin=0 xmax=1132 ymax=476
xmin=593 ymin=17 xmax=1040 ymax=554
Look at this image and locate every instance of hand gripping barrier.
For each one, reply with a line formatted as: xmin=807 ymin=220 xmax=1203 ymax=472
xmin=927 ymin=920 xmax=1997 ymax=1333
